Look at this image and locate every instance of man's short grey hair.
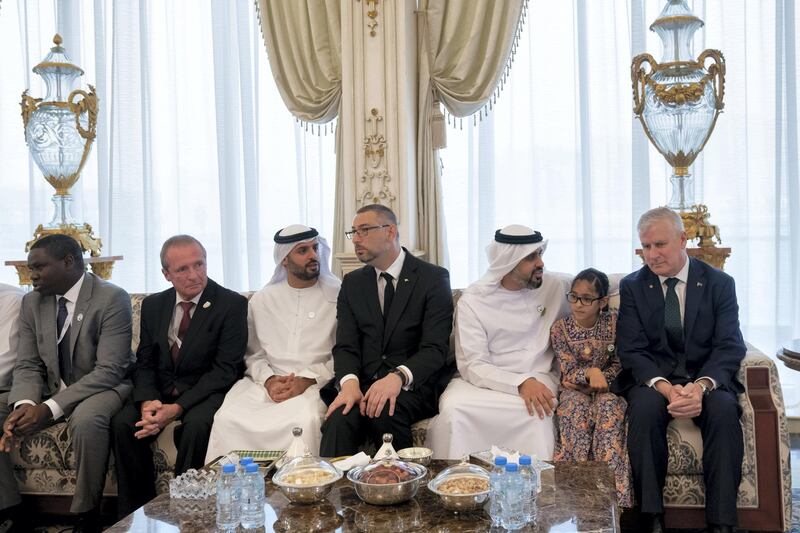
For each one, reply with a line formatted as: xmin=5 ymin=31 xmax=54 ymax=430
xmin=637 ymin=206 xmax=684 ymax=236
xmin=160 ymin=235 xmax=207 ymax=270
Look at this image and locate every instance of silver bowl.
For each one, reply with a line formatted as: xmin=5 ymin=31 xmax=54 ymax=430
xmin=272 ymin=466 xmax=342 ymax=504
xmin=427 ymin=461 xmax=490 ymax=512
xmin=347 ymin=461 xmax=427 ymax=505
xmin=396 ymin=447 xmax=433 ymax=466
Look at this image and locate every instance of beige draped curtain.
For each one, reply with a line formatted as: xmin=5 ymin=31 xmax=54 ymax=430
xmin=255 ymin=0 xmax=341 ymax=123
xmin=417 ymin=0 xmax=526 ymax=265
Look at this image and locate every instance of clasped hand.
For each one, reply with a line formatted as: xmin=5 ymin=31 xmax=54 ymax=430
xmin=134 ymin=400 xmax=183 ymax=439
xmin=0 ymin=403 xmax=53 ymax=452
xmin=658 ymin=381 xmax=703 ymax=419
xmin=265 ymin=373 xmax=316 ymax=402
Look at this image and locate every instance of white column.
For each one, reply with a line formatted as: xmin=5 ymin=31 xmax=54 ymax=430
xmin=336 ymin=0 xmax=420 ymax=275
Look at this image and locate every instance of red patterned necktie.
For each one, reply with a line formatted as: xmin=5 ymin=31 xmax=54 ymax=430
xmin=170 ymin=301 xmax=194 ymax=365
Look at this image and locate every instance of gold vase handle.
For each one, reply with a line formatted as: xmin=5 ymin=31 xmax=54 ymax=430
xmin=20 ymin=90 xmax=42 ymax=135
xmin=697 ymin=49 xmax=726 ymax=111
xmin=631 ymin=53 xmax=657 ymax=116
xmin=68 ymin=85 xmax=99 ymax=141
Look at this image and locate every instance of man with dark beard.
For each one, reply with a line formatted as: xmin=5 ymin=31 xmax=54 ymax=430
xmin=425 ymin=225 xmax=571 ymax=459
xmin=204 ymin=225 xmax=340 ymax=460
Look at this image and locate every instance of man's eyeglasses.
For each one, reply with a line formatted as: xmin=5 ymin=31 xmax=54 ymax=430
xmin=566 ymin=292 xmax=603 ymax=306
xmin=345 ymin=224 xmax=390 ymax=239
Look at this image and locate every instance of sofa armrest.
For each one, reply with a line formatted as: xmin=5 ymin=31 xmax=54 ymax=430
xmin=739 ymin=343 xmax=790 ymax=531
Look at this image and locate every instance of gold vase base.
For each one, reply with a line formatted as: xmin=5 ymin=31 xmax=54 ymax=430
xmin=26 ymin=223 xmax=103 ymax=257
xmin=679 ymin=205 xmax=722 ymax=249
xmin=5 ymin=255 xmax=123 ymax=287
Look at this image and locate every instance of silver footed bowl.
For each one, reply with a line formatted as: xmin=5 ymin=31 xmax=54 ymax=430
xmin=396 ymin=447 xmax=433 ymax=466
xmin=347 ymin=460 xmax=427 ymax=506
xmin=427 ymin=461 xmax=490 ymax=512
xmin=272 ymin=465 xmax=343 ymax=504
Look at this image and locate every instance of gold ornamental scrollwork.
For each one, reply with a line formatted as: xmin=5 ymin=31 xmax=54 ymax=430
xmin=356 ymin=0 xmax=379 ymax=37
xmin=632 ymin=53 xmax=725 ymax=112
xmin=26 ymin=223 xmax=103 ymax=257
xmin=359 ymin=108 xmax=395 ymax=208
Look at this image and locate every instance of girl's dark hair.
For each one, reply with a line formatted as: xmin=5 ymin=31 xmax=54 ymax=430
xmin=572 ymin=268 xmax=610 ymax=310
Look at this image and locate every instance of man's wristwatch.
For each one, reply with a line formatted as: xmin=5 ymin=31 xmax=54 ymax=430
xmin=391 ymin=369 xmax=407 ymax=387
xmin=697 ymin=380 xmax=711 ymax=395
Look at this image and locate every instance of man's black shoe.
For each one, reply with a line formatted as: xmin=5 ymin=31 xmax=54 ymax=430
xmin=0 ymin=504 xmax=28 ymax=533
xmin=708 ymin=525 xmax=734 ymax=533
xmin=642 ymin=512 xmax=665 ymax=533
xmin=73 ymin=509 xmax=103 ymax=533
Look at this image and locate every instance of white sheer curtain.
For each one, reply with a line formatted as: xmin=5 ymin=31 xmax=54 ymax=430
xmin=439 ymin=0 xmax=800 ymax=415
xmin=0 ymin=0 xmax=335 ymax=293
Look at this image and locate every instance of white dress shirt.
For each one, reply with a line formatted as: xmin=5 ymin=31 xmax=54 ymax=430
xmin=169 ymin=292 xmax=202 ymax=351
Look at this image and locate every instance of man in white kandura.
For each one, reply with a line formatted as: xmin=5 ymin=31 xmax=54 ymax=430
xmin=205 ymin=225 xmax=340 ymax=461
xmin=425 ymin=225 xmax=570 ymax=460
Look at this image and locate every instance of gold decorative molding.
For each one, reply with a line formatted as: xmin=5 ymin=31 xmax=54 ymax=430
xmin=356 ymin=0 xmax=379 ymax=37
xmin=359 ymin=108 xmax=395 ymax=208
xmin=6 ymin=255 xmax=123 ymax=286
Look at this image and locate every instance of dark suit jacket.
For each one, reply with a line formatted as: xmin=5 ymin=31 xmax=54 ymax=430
xmin=332 ymin=250 xmax=454 ymax=399
xmin=9 ymin=273 xmax=134 ymax=417
xmin=612 ymin=257 xmax=746 ymax=394
xmin=132 ymin=278 xmax=247 ymax=412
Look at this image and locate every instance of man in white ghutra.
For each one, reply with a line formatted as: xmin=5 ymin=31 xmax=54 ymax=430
xmin=425 ymin=225 xmax=571 ymax=460
xmin=205 ymin=225 xmax=340 ymax=460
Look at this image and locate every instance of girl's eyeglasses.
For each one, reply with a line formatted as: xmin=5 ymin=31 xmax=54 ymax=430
xmin=566 ymin=292 xmax=603 ymax=306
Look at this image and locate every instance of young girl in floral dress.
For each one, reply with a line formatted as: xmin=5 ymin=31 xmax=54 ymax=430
xmin=550 ymin=268 xmax=632 ymax=508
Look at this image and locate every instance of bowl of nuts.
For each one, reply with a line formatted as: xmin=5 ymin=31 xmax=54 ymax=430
xmin=272 ymin=452 xmax=342 ymax=504
xmin=427 ymin=460 xmax=490 ymax=512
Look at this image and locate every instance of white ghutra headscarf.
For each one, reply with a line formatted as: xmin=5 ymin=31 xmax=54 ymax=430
xmin=465 ymin=224 xmax=548 ymax=296
xmin=267 ymin=224 xmax=340 ymax=300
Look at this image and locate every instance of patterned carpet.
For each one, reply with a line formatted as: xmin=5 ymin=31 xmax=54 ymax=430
xmin=790 ymin=489 xmax=800 ymax=533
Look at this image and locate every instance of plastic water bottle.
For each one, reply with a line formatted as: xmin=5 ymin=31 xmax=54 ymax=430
xmin=240 ymin=462 xmax=265 ymax=529
xmin=216 ymin=464 xmax=241 ymax=531
xmin=489 ymin=456 xmax=507 ymax=526
xmin=238 ymin=456 xmax=253 ymax=475
xmin=531 ymin=454 xmax=543 ymax=494
xmin=519 ymin=455 xmax=537 ymax=524
xmin=501 ymin=463 xmax=526 ymax=531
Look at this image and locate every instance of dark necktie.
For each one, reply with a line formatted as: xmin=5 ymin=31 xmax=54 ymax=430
xmin=57 ymin=297 xmax=71 ymax=385
xmin=664 ymin=277 xmax=688 ymax=377
xmin=170 ymin=301 xmax=194 ymax=365
xmin=380 ymin=272 xmax=395 ymax=322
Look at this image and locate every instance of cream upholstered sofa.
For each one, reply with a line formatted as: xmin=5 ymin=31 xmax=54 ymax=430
xmin=8 ymin=289 xmax=792 ymax=531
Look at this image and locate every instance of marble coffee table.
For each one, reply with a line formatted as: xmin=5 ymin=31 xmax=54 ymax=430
xmin=105 ymin=460 xmax=619 ymax=532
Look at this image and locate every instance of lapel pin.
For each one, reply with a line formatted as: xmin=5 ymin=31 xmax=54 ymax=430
xmin=308 ymin=311 xmax=316 ymax=319
xmin=404 ymin=278 xmax=409 ymax=282
xmin=203 ymin=301 xmax=211 ymax=309
xmin=76 ymin=313 xmax=83 ymax=322
xmin=697 ymin=282 xmax=703 ymax=287
xmin=649 ymin=284 xmax=654 ymax=289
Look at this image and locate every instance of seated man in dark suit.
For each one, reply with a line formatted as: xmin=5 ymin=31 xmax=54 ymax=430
xmin=112 ymin=235 xmax=247 ymax=517
xmin=320 ymin=204 xmax=454 ymax=456
xmin=1 ymin=234 xmax=134 ymax=533
xmin=612 ymin=207 xmax=746 ymax=533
